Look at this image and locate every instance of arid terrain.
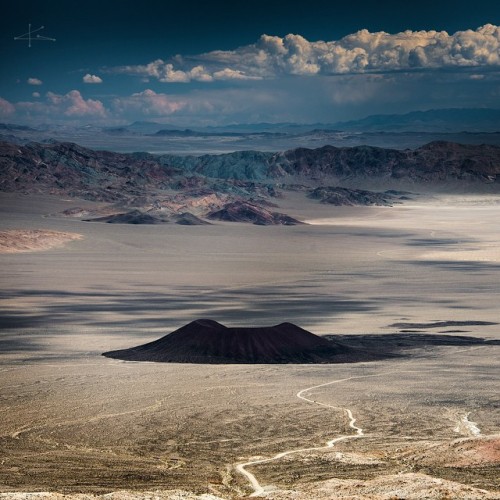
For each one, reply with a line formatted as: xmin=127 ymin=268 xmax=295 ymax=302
xmin=3 ymin=0 xmax=500 ymax=492
xmin=0 ymin=188 xmax=499 ymax=499
xmin=0 ymin=230 xmax=82 ymax=254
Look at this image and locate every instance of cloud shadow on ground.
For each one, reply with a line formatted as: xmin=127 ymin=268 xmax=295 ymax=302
xmin=0 ymin=284 xmax=377 ymax=340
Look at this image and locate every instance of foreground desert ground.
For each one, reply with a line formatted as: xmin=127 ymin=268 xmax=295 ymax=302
xmin=0 ymin=191 xmax=499 ymax=499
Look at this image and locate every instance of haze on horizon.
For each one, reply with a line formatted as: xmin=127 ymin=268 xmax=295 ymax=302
xmin=1 ymin=0 xmax=499 ymax=128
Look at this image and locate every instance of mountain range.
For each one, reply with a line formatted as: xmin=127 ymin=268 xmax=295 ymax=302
xmin=1 ymin=139 xmax=499 ymax=224
xmin=1 ymin=108 xmax=500 ymax=156
xmin=120 ymin=108 xmax=500 ymax=134
xmin=331 ymin=108 xmax=500 ymax=133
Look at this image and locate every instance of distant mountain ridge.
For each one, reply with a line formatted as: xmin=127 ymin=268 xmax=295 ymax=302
xmin=4 ymin=107 xmax=499 ymax=137
xmin=127 ymin=108 xmax=500 ymax=134
xmin=151 ymin=128 xmax=284 ymax=138
xmin=1 ymin=140 xmax=499 ymax=200
xmin=332 ymin=108 xmax=500 ymax=133
xmin=160 ymin=141 xmax=500 ymax=184
xmin=0 ymin=123 xmax=36 ymax=132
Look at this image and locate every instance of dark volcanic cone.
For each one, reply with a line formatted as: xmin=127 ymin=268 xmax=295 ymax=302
xmin=103 ymin=319 xmax=354 ymax=364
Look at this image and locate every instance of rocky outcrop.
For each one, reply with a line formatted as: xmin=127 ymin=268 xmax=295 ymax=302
xmin=83 ymin=210 xmax=168 ymax=224
xmin=172 ymin=212 xmax=211 ymax=225
xmin=160 ymin=142 xmax=500 ymax=185
xmin=0 ymin=229 xmax=82 ymax=253
xmin=0 ymin=141 xmax=178 ymax=202
xmin=309 ymin=187 xmax=397 ymax=206
xmin=83 ymin=210 xmax=210 ymax=225
xmin=207 ymin=201 xmax=303 ymax=225
xmin=159 ymin=150 xmax=274 ymax=180
xmin=274 ymin=142 xmax=500 ymax=184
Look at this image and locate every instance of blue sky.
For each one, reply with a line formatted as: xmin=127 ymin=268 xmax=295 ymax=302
xmin=1 ymin=0 xmax=499 ymax=126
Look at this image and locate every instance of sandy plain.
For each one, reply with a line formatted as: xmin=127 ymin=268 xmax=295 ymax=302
xmin=0 ymin=191 xmax=499 ymax=499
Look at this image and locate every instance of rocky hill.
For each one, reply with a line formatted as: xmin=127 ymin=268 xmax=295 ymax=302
xmin=82 ymin=209 xmax=210 ymax=225
xmin=207 ymin=201 xmax=303 ymax=225
xmin=309 ymin=187 xmax=398 ymax=206
xmin=84 ymin=209 xmax=168 ymax=225
xmin=0 ymin=140 xmax=178 ymax=203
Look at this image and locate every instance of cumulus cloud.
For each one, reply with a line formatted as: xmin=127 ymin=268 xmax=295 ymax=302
xmin=18 ymin=90 xmax=107 ymax=118
xmin=113 ymin=60 xmax=207 ymax=82
xmin=112 ymin=89 xmax=186 ymax=116
xmin=110 ymin=24 xmax=500 ymax=82
xmin=47 ymin=90 xmax=106 ymax=117
xmin=0 ymin=97 xmax=15 ymax=117
xmin=83 ymin=73 xmax=103 ymax=84
xmin=27 ymin=78 xmax=43 ymax=85
xmin=112 ymin=60 xmax=262 ymax=82
xmin=212 ymin=68 xmax=262 ymax=80
xmin=32 ymin=92 xmax=41 ymax=98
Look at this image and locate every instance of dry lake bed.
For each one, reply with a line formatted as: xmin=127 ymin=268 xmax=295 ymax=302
xmin=0 ymin=192 xmax=499 ymax=499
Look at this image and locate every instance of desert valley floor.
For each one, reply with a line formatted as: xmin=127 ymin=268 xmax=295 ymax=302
xmin=0 ymin=192 xmax=499 ymax=499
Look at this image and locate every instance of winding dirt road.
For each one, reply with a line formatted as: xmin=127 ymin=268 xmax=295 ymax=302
xmin=235 ymin=355 xmax=486 ymax=497
xmin=236 ymin=372 xmax=394 ymax=497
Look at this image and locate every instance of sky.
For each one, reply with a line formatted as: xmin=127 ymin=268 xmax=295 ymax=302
xmin=1 ymin=0 xmax=499 ymax=126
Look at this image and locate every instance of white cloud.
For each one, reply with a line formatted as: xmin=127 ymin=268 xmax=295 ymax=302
xmin=113 ymin=61 xmax=216 ymax=83
xmin=5 ymin=69 xmax=500 ymax=127
xmin=212 ymin=68 xmax=262 ymax=80
xmin=0 ymin=97 xmax=15 ymax=117
xmin=32 ymin=92 xmax=41 ymax=98
xmin=49 ymin=90 xmax=106 ymax=116
xmin=17 ymin=90 xmax=107 ymax=118
xmin=112 ymin=89 xmax=186 ymax=116
xmin=114 ymin=57 xmax=263 ymax=82
xmin=83 ymin=73 xmax=103 ymax=84
xmin=111 ymin=60 xmax=263 ymax=82
xmin=110 ymin=24 xmax=500 ymax=82
xmin=27 ymin=78 xmax=43 ymax=85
